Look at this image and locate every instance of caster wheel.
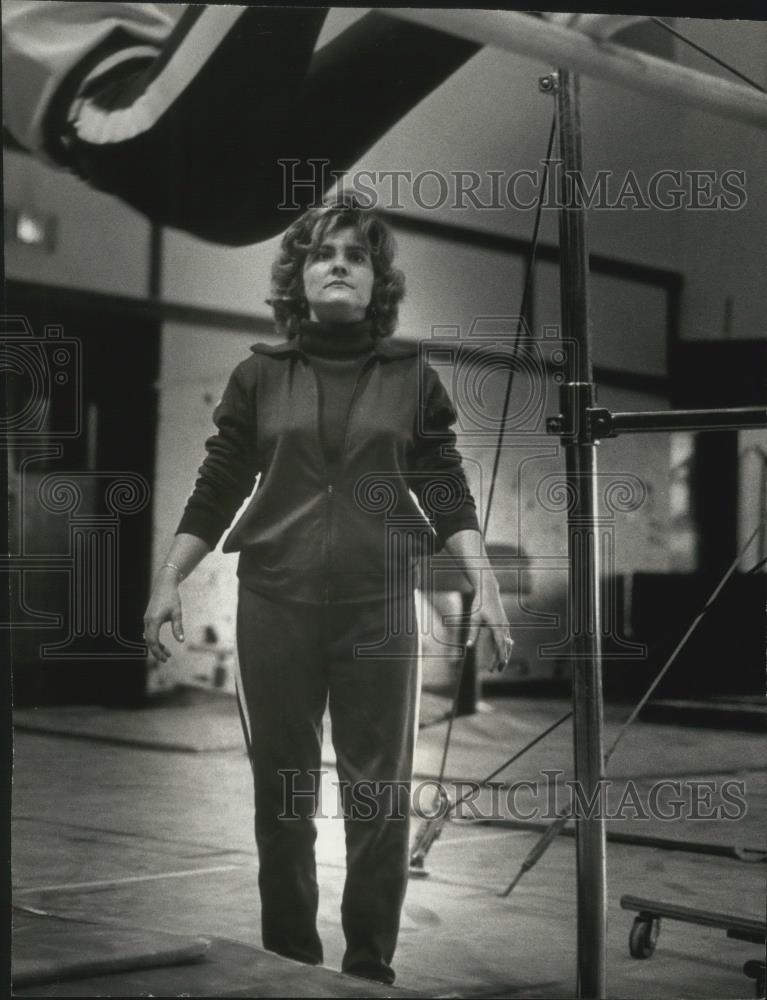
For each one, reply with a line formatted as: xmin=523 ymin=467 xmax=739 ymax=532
xmin=629 ymin=916 xmax=660 ymax=959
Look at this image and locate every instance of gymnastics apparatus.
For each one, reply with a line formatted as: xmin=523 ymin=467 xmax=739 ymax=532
xmin=378 ymin=11 xmax=767 ymax=999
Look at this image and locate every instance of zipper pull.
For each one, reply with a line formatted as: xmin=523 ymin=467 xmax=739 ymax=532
xmin=328 ymin=483 xmax=334 ymax=495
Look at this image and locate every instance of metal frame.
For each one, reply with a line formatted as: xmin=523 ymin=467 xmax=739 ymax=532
xmin=549 ymin=63 xmax=766 ymax=1000
xmin=380 ymin=13 xmax=766 ymax=998
xmin=386 ymin=10 xmax=767 ymax=129
xmin=552 ymin=68 xmax=607 ymax=999
xmin=550 ymin=66 xmax=765 ymax=999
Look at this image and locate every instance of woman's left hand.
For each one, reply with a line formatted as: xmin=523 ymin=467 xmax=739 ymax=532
xmin=466 ymin=582 xmax=514 ymax=673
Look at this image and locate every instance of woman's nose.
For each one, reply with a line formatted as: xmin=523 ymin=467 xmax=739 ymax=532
xmin=331 ymin=259 xmax=348 ymax=273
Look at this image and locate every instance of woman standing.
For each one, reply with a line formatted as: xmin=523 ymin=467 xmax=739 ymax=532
xmin=143 ymin=198 xmax=513 ymax=984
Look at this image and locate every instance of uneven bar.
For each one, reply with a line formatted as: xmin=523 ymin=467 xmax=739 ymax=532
xmin=595 ymin=405 xmax=767 ymax=436
xmin=384 ymin=10 xmax=767 ymax=130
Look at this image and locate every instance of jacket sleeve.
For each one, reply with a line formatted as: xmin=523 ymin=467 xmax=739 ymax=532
xmin=408 ymin=364 xmax=480 ymax=549
xmin=176 ymin=362 xmax=260 ymax=549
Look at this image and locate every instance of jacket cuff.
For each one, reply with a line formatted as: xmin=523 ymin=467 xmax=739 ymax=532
xmin=176 ymin=509 xmax=228 ymax=550
xmin=434 ymin=507 xmax=481 ymax=547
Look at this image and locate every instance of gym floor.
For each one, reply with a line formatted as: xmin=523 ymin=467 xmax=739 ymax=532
xmin=11 ymin=691 xmax=766 ymax=998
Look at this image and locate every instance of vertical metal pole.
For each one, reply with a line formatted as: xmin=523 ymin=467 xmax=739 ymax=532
xmin=455 ymin=593 xmax=478 ymax=716
xmin=556 ymin=69 xmax=607 ymax=999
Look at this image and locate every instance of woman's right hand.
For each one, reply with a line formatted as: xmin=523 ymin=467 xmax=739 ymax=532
xmin=143 ymin=573 xmax=185 ymax=663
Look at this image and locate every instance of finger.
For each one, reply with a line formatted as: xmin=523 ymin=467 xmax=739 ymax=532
xmin=143 ymin=621 xmax=158 ymax=658
xmin=504 ymin=636 xmax=514 ymax=665
xmin=491 ymin=640 xmax=511 ymax=673
xmin=494 ymin=630 xmax=514 ymax=665
xmin=148 ymin=640 xmax=167 ymax=663
xmin=144 ymin=620 xmax=170 ymax=662
xmin=465 ymin=596 xmax=484 ymax=648
xmin=152 ymin=638 xmax=171 ymax=663
xmin=171 ymin=611 xmax=185 ymax=643
xmin=466 ymin=619 xmax=482 ymax=649
xmin=148 ymin=643 xmax=164 ymax=662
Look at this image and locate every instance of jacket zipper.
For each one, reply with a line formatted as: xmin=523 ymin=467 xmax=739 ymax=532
xmin=340 ymin=355 xmax=375 ymax=458
xmin=324 ymin=482 xmax=333 ymax=603
xmin=314 ymin=354 xmax=377 ymax=604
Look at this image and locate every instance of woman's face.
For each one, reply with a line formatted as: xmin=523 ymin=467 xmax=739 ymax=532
xmin=302 ymin=225 xmax=375 ymax=325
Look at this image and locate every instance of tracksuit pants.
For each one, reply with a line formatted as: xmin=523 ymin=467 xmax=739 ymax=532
xmin=236 ymin=585 xmax=420 ymax=985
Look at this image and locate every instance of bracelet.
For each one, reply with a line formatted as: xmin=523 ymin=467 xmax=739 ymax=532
xmin=161 ymin=561 xmax=186 ymax=582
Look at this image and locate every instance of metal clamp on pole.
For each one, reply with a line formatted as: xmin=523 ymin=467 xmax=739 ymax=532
xmin=547 ymin=382 xmax=600 ymax=444
xmin=588 ymin=407 xmax=615 ymax=441
xmin=539 ymin=71 xmax=559 ymax=93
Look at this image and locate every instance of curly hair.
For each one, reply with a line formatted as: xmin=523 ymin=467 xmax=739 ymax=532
xmin=269 ymin=196 xmax=405 ymax=338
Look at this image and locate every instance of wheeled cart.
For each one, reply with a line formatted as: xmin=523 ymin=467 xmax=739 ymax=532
xmin=620 ymin=894 xmax=766 ymax=997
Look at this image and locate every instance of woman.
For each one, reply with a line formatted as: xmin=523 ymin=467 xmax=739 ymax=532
xmin=143 ymin=198 xmax=513 ymax=985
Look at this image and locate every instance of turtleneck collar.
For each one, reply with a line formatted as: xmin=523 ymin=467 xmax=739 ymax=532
xmin=298 ymin=318 xmax=375 ymax=358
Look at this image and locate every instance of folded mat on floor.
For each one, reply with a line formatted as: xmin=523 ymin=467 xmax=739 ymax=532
xmin=12 ymin=912 xmax=422 ymax=997
xmin=12 ymin=907 xmax=210 ymax=987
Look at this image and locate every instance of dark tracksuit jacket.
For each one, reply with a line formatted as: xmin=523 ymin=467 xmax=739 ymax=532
xmin=175 ymin=319 xmax=479 ymax=983
xmin=176 ymin=320 xmax=480 ymax=598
